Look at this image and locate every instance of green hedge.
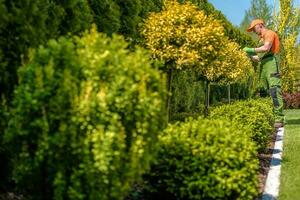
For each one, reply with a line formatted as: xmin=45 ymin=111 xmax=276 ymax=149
xmin=4 ymin=28 xmax=165 ymax=200
xmin=170 ymin=70 xmax=205 ymax=121
xmin=130 ymin=118 xmax=259 ymax=200
xmin=88 ymin=0 xmax=163 ymax=39
xmin=0 ymin=0 xmax=92 ymax=100
xmin=210 ymin=98 xmax=275 ymax=152
xmin=0 ymin=4 xmax=93 ymax=181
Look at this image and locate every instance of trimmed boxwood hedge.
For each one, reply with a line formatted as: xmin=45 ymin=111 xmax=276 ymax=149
xmin=210 ymin=98 xmax=275 ymax=152
xmin=4 ymin=27 xmax=166 ymax=200
xmin=130 ymin=118 xmax=259 ymax=200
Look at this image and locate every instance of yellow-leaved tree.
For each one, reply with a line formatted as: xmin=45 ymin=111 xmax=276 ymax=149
xmin=142 ymin=0 xmax=253 ymax=83
xmin=205 ymin=39 xmax=253 ymax=84
xmin=142 ymin=0 xmax=253 ymax=116
xmin=273 ymin=0 xmax=300 ymax=92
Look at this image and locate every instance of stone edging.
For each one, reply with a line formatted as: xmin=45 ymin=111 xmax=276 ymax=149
xmin=261 ymin=127 xmax=284 ymax=200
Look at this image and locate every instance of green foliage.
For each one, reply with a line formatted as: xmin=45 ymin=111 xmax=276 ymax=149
xmin=210 ymin=98 xmax=275 ymax=152
xmin=170 ymin=70 xmax=205 ymax=121
xmin=4 ymin=27 xmax=165 ymax=200
xmin=116 ymin=0 xmax=163 ymax=40
xmin=133 ymin=118 xmax=259 ymax=200
xmin=87 ymin=0 xmax=121 ymax=35
xmin=0 ymin=97 xmax=10 ymax=187
xmin=50 ymin=0 xmax=92 ymax=36
xmin=0 ymin=0 xmax=93 ymax=190
xmin=88 ymin=0 xmax=163 ymax=39
xmin=174 ymin=0 xmax=255 ymax=47
xmin=169 ymin=73 xmax=255 ymax=123
xmin=0 ymin=0 xmax=92 ymax=100
xmin=142 ymin=0 xmax=252 ymax=85
xmin=192 ymin=0 xmax=256 ymax=47
xmin=142 ymin=0 xmax=225 ymax=69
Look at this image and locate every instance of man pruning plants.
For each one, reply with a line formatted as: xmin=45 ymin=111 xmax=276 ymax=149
xmin=243 ymin=19 xmax=284 ymax=128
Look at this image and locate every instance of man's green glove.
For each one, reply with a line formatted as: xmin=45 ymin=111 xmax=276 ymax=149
xmin=243 ymin=47 xmax=255 ymax=54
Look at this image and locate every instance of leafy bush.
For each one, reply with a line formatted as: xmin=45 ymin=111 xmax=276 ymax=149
xmin=210 ymin=98 xmax=274 ymax=152
xmin=0 ymin=0 xmax=92 ymax=101
xmin=142 ymin=0 xmax=252 ymax=84
xmin=283 ymin=92 xmax=300 ymax=109
xmin=132 ymin=118 xmax=259 ymax=200
xmin=194 ymin=0 xmax=255 ymax=47
xmin=5 ymin=27 xmax=165 ymax=200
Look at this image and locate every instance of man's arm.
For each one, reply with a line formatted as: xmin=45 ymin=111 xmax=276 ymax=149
xmin=249 ymin=42 xmax=271 ymax=62
xmin=253 ymin=42 xmax=272 ymax=53
xmin=243 ymin=41 xmax=272 ymax=54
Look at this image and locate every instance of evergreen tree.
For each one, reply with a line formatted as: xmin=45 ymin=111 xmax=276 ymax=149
xmin=87 ymin=0 xmax=121 ymax=35
xmin=239 ymin=0 xmax=273 ymax=37
xmin=0 ymin=0 xmax=92 ymax=190
xmin=0 ymin=0 xmax=92 ymax=100
xmin=88 ymin=0 xmax=163 ymax=40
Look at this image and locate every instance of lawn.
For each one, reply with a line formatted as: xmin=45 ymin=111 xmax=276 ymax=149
xmin=279 ymin=109 xmax=300 ymax=200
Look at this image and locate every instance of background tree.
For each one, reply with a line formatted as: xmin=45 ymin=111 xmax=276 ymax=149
xmin=0 ymin=0 xmax=92 ymax=101
xmin=88 ymin=0 xmax=163 ymax=41
xmin=239 ymin=0 xmax=273 ymax=39
xmin=0 ymin=0 xmax=93 ymax=192
xmin=142 ymin=0 xmax=252 ymax=118
xmin=274 ymin=0 xmax=300 ymax=92
xmin=295 ymin=44 xmax=300 ymax=92
xmin=167 ymin=0 xmax=256 ymax=120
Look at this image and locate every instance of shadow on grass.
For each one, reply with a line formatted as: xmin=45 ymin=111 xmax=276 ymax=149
xmin=285 ymin=118 xmax=300 ymax=125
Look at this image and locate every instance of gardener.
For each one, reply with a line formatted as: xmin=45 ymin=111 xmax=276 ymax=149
xmin=243 ymin=19 xmax=284 ymax=128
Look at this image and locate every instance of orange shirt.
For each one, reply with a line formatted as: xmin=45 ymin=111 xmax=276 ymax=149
xmin=261 ymin=29 xmax=280 ymax=54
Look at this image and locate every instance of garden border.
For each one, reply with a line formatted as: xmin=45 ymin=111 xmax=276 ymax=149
xmin=262 ymin=127 xmax=284 ymax=200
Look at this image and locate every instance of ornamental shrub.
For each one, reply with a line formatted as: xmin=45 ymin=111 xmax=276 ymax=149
xmin=5 ymin=27 xmax=165 ymax=200
xmin=210 ymin=98 xmax=274 ymax=152
xmin=135 ymin=118 xmax=259 ymax=200
xmin=142 ymin=0 xmax=225 ymax=69
xmin=142 ymin=0 xmax=252 ymax=85
xmin=204 ymin=40 xmax=253 ymax=84
xmin=283 ymin=92 xmax=300 ymax=109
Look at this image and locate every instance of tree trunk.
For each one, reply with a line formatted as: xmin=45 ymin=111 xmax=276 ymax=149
xmin=228 ymin=84 xmax=231 ymax=103
xmin=166 ymin=68 xmax=173 ymax=123
xmin=204 ymin=80 xmax=210 ymax=117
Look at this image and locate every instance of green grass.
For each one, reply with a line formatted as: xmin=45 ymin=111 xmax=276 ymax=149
xmin=279 ymin=109 xmax=300 ymax=200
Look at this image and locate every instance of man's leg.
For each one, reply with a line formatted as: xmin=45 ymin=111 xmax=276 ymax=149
xmin=257 ymin=63 xmax=269 ymax=97
xmin=264 ymin=58 xmax=285 ymax=127
xmin=270 ymin=86 xmax=285 ymax=125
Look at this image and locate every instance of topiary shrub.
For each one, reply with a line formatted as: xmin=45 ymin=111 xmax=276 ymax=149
xmin=210 ymin=98 xmax=274 ymax=152
xmin=5 ymin=27 xmax=166 ymax=200
xmin=246 ymin=98 xmax=275 ymax=126
xmin=132 ymin=118 xmax=259 ymax=200
xmin=142 ymin=0 xmax=253 ymax=84
xmin=142 ymin=0 xmax=253 ymax=120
